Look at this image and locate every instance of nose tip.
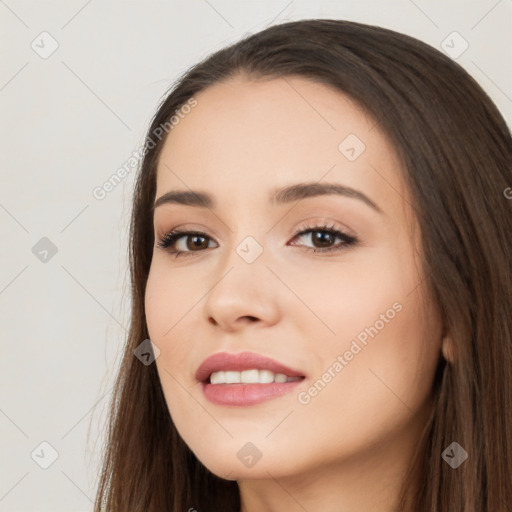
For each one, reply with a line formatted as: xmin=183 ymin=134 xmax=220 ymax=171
xmin=203 ymin=253 xmax=281 ymax=331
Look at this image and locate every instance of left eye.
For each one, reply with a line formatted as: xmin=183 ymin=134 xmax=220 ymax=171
xmin=156 ymin=224 xmax=357 ymax=258
xmin=290 ymin=226 xmax=357 ymax=252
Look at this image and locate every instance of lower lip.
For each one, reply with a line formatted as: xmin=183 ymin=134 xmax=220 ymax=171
xmin=201 ymin=380 xmax=304 ymax=406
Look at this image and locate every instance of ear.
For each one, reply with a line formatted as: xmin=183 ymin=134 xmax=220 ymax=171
xmin=441 ymin=325 xmax=455 ymax=363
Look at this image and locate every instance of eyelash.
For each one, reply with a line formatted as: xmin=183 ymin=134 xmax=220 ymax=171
xmin=156 ymin=223 xmax=358 ymax=259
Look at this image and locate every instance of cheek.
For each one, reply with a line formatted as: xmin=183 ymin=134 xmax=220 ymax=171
xmin=291 ymin=289 xmax=441 ymax=472
xmin=291 ymin=244 xmax=441 ymax=422
xmin=282 ymin=245 xmax=412 ymax=347
xmin=145 ymin=262 xmax=206 ymax=389
xmin=144 ymin=260 xmax=197 ymax=339
xmin=145 ymin=270 xmax=168 ymax=338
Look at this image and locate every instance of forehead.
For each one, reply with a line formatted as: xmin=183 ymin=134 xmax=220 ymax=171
xmin=155 ymin=75 xmax=408 ymax=215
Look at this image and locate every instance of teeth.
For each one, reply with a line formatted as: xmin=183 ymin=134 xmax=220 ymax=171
xmin=240 ymin=369 xmax=259 ymax=383
xmin=225 ymin=371 xmax=240 ymax=384
xmin=209 ymin=369 xmax=301 ymax=385
xmin=259 ymin=370 xmax=274 ymax=383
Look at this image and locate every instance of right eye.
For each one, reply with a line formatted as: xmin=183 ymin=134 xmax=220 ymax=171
xmin=156 ymin=230 xmax=217 ymax=258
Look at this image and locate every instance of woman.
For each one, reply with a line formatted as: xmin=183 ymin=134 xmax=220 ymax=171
xmin=94 ymin=19 xmax=512 ymax=512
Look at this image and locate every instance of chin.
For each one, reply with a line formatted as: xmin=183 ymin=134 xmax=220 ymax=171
xmin=190 ymin=441 xmax=309 ymax=481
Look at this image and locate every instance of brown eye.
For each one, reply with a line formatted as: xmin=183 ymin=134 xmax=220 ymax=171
xmin=309 ymin=230 xmax=337 ymax=248
xmin=156 ymin=230 xmax=216 ymax=257
xmin=185 ymin=234 xmax=209 ymax=251
xmin=290 ymin=224 xmax=357 ymax=254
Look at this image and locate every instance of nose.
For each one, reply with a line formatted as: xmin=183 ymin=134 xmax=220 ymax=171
xmin=202 ymin=242 xmax=281 ymax=332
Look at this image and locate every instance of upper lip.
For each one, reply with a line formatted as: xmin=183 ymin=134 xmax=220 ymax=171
xmin=196 ymin=351 xmax=306 ymax=383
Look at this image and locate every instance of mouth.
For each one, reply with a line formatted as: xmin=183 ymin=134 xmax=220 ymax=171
xmin=196 ymin=351 xmax=306 ymax=406
xmin=196 ymin=351 xmax=306 ymax=383
xmin=205 ymin=369 xmax=304 ymax=385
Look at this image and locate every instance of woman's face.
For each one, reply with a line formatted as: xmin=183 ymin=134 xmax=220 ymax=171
xmin=145 ymin=75 xmax=444 ymax=483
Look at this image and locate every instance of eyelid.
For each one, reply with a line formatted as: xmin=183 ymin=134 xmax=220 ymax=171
xmin=292 ymin=217 xmax=359 ymax=240
xmin=155 ymin=222 xmax=219 ymax=241
xmin=155 ymin=216 xmax=358 ymax=242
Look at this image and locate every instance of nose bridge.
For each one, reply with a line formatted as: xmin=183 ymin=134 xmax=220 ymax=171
xmin=202 ymin=221 xmax=280 ymax=328
xmin=222 ymin=204 xmax=271 ymax=268
xmin=216 ymin=228 xmax=269 ymax=291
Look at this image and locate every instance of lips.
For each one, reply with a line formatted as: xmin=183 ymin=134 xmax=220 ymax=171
xmin=195 ymin=351 xmax=306 ymax=383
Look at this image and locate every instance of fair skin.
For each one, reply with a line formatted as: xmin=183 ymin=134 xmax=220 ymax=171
xmin=145 ymin=75 xmax=449 ymax=512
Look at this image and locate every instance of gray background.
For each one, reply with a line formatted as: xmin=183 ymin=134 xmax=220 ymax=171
xmin=1 ymin=0 xmax=511 ymax=510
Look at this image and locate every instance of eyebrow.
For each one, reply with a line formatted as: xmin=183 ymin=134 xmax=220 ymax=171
xmin=152 ymin=182 xmax=382 ymax=213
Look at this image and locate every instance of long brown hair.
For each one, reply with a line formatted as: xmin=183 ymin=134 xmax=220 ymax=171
xmin=93 ymin=19 xmax=512 ymax=511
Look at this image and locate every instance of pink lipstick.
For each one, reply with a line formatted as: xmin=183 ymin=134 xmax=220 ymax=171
xmin=196 ymin=351 xmax=306 ymax=406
